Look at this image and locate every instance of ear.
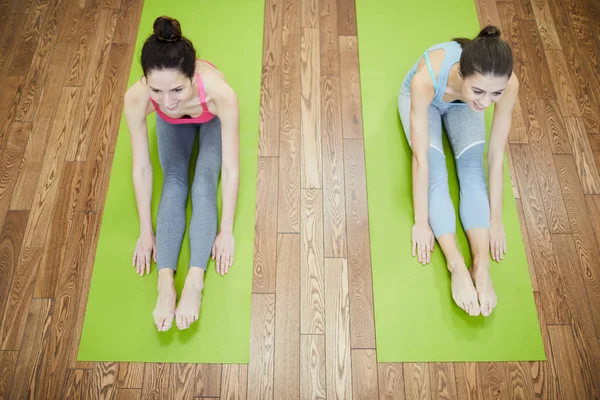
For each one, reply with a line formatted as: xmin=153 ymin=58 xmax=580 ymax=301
xmin=457 ymin=67 xmax=462 ymax=78
xmin=140 ymin=75 xmax=147 ymax=85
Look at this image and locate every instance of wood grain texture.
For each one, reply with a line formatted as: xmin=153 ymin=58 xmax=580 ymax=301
xmin=259 ymin=66 xmax=281 ymax=157
xmin=508 ymin=99 xmax=528 ymax=144
xmin=273 ymin=234 xmax=300 ymax=400
xmin=248 ymin=294 xmax=275 ymax=400
xmin=172 ymin=364 xmax=195 ymax=400
xmin=336 ymin=0 xmax=356 ymax=35
xmin=325 ymin=258 xmax=352 ymax=400
xmin=547 ymin=326 xmax=590 ymax=400
xmin=8 ymin=299 xmax=52 ymax=399
xmin=339 ymin=37 xmax=363 ymax=139
xmin=253 ymin=157 xmax=278 ymax=293
xmin=507 ymin=144 xmax=521 ymax=199
xmin=585 ymin=195 xmax=600 ymax=249
xmin=221 ymin=364 xmax=247 ymax=400
xmin=0 ymin=122 xmax=31 ymax=230
xmin=0 ymin=77 xmax=24 ymax=149
xmin=530 ymin=0 xmax=562 ymax=50
xmin=0 ymin=247 xmax=43 ymax=350
xmin=319 ymin=0 xmax=339 ymax=77
xmin=65 ymin=8 xmax=118 ymax=162
xmin=0 ymin=13 xmax=27 ymax=79
xmin=554 ymin=154 xmax=600 ymax=338
xmin=277 ymin=0 xmax=302 ymax=233
xmin=19 ymin=87 xmax=79 ymax=250
xmin=545 ymin=51 xmax=581 ymax=117
xmin=527 ymin=113 xmax=570 ymax=233
xmin=530 ymin=292 xmax=559 ymax=399
xmin=37 ymin=212 xmax=96 ymax=398
xmin=90 ymin=362 xmax=119 ymax=400
xmin=510 ymin=144 xmax=569 ymax=324
xmin=477 ymin=363 xmax=508 ymax=400
xmin=301 ymin=189 xmax=325 ymax=334
xmin=519 ymin=19 xmax=556 ymax=100
xmin=351 ymin=349 xmax=378 ymax=400
xmin=0 ymin=211 xmax=29 ymax=330
xmin=378 ymin=363 xmax=406 ymax=400
xmin=507 ymin=362 xmax=535 ymax=400
xmin=343 ymin=139 xmax=375 ymax=348
xmin=141 ymin=363 xmax=171 ymax=400
xmin=300 ymin=28 xmax=322 ymax=189
xmin=537 ymin=100 xmax=571 ymax=154
xmin=111 ymin=0 xmax=143 ymax=45
xmin=321 ymin=74 xmax=347 ymax=257
xmin=403 ymin=363 xmax=431 ymax=400
xmin=62 ymin=369 xmax=89 ymax=400
xmin=550 ymin=234 xmax=600 ymax=400
xmin=33 ymin=162 xmax=83 ymax=298
xmin=429 ymin=363 xmax=457 ymax=400
xmin=115 ymin=388 xmax=141 ymax=400
xmin=195 ymin=364 xmax=222 ymax=397
xmin=564 ymin=118 xmax=600 ymax=194
xmin=262 ymin=0 xmax=282 ymax=66
xmin=78 ymin=43 xmax=130 ymax=212
xmin=117 ymin=363 xmax=144 ymax=389
xmin=300 ymin=335 xmax=326 ymax=400
xmin=0 ymin=351 xmax=18 ymax=398
xmin=7 ymin=0 xmax=48 ymax=77
xmin=301 ymin=0 xmax=318 ymax=28
xmin=454 ymin=363 xmax=481 ymax=400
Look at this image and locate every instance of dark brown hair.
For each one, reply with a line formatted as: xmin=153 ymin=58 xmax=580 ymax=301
xmin=140 ymin=16 xmax=196 ymax=79
xmin=453 ymin=25 xmax=513 ymax=78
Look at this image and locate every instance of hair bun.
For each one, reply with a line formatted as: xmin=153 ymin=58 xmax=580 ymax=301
xmin=477 ymin=25 xmax=501 ymax=39
xmin=153 ymin=16 xmax=182 ymax=42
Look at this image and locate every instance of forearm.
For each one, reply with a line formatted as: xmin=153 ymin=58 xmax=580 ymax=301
xmin=219 ymin=170 xmax=239 ymax=233
xmin=133 ymin=167 xmax=153 ymax=234
xmin=488 ymin=157 xmax=504 ymax=221
xmin=412 ymin=155 xmax=429 ymax=224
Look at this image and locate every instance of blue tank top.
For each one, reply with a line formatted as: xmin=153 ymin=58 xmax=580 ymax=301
xmin=401 ymin=41 xmax=465 ymax=109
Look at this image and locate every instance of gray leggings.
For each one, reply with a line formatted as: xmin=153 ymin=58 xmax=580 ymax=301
xmin=156 ymin=115 xmax=222 ymax=271
xmin=398 ymin=91 xmax=490 ymax=237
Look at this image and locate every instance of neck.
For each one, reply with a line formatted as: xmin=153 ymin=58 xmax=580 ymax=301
xmin=447 ymin=64 xmax=464 ymax=101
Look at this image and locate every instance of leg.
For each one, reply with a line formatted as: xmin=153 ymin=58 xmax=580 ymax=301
xmin=444 ymin=106 xmax=496 ymax=316
xmin=398 ymin=93 xmax=480 ymax=316
xmin=175 ymin=117 xmax=222 ymax=329
xmin=153 ymin=115 xmax=197 ymax=331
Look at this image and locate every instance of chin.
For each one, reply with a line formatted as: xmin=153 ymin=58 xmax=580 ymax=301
xmin=470 ymin=102 xmax=487 ymax=112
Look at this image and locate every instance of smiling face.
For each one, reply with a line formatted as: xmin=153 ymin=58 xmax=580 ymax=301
xmin=145 ymin=68 xmax=194 ymax=113
xmin=460 ymin=72 xmax=510 ymax=112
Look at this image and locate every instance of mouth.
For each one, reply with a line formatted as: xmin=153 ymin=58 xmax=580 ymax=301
xmin=472 ymin=102 xmax=487 ymax=111
xmin=166 ymin=102 xmax=179 ymax=111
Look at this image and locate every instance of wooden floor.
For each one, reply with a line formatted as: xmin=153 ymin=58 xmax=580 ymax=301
xmin=1 ymin=0 xmax=599 ymax=397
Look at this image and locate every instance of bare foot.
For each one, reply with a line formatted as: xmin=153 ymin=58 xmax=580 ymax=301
xmin=153 ymin=269 xmax=176 ymax=331
xmin=471 ymin=264 xmax=497 ymax=317
xmin=175 ymin=267 xmax=205 ymax=330
xmin=449 ymin=263 xmax=481 ymax=316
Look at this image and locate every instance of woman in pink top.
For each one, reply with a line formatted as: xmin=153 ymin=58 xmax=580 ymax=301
xmin=123 ymin=16 xmax=240 ymax=332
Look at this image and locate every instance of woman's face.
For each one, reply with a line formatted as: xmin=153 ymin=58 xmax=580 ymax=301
xmin=460 ymin=72 xmax=510 ymax=112
xmin=145 ymin=69 xmax=194 ymax=113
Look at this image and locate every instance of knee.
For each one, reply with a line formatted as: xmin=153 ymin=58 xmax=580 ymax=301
xmin=191 ymin=170 xmax=219 ymax=199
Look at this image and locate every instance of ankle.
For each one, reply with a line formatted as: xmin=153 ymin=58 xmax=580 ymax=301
xmin=472 ymin=260 xmax=490 ymax=274
xmin=185 ymin=267 xmax=205 ymax=285
xmin=157 ymin=269 xmax=175 ymax=289
xmin=447 ymin=258 xmax=466 ymax=273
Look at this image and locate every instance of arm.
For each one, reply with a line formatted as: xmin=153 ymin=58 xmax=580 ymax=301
xmin=212 ymin=83 xmax=240 ymax=275
xmin=488 ymin=74 xmax=519 ymax=222
xmin=124 ymin=82 xmax=155 ymax=275
xmin=409 ymin=71 xmax=436 ymax=264
xmin=487 ymin=74 xmax=519 ymax=261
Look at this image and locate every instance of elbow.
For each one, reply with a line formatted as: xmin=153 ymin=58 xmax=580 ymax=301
xmin=412 ymin=151 xmax=428 ymax=169
xmin=132 ymin=165 xmax=152 ymax=180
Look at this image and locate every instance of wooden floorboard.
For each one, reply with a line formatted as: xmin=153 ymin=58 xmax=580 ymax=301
xmin=0 ymin=0 xmax=599 ymax=398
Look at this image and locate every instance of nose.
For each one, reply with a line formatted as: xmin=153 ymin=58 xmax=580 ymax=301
xmin=480 ymin=96 xmax=492 ymax=108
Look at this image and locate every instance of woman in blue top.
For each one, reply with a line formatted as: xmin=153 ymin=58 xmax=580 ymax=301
xmin=398 ymin=26 xmax=518 ymax=317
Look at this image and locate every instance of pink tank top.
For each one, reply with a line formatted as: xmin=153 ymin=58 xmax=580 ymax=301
xmin=150 ymin=60 xmax=217 ymax=124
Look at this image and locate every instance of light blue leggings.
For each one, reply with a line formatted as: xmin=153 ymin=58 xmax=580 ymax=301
xmin=398 ymin=91 xmax=490 ymax=237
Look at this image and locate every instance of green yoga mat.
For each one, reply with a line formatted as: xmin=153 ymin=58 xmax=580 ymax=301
xmin=78 ymin=0 xmax=263 ymax=363
xmin=356 ymin=0 xmax=545 ymax=361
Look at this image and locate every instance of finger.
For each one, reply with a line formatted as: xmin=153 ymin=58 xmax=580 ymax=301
xmin=412 ymin=239 xmax=416 ymax=258
xmin=419 ymin=243 xmax=425 ymax=264
xmin=146 ymin=254 xmax=151 ymax=275
xmin=503 ymin=237 xmax=507 ymax=254
xmin=132 ymin=253 xmax=136 ymax=267
xmin=219 ymin=254 xmax=225 ymax=276
xmin=212 ymin=243 xmax=216 ymax=261
xmin=416 ymin=242 xmax=421 ymax=263
xmin=229 ymin=255 xmax=233 ymax=268
xmin=491 ymin=241 xmax=496 ymax=261
xmin=430 ymin=235 xmax=435 ymax=251
xmin=153 ymin=244 xmax=157 ymax=263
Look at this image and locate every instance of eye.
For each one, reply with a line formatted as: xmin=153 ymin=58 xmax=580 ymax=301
xmin=492 ymin=91 xmax=502 ymax=96
xmin=473 ymin=90 xmax=483 ymax=95
xmin=152 ymin=89 xmax=160 ymax=93
xmin=173 ymin=88 xmax=182 ymax=92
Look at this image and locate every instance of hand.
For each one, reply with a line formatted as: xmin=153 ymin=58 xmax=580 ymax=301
xmin=412 ymin=222 xmax=435 ymax=265
xmin=490 ymin=219 xmax=507 ymax=262
xmin=132 ymin=231 xmax=156 ymax=276
xmin=212 ymin=231 xmax=234 ymax=276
